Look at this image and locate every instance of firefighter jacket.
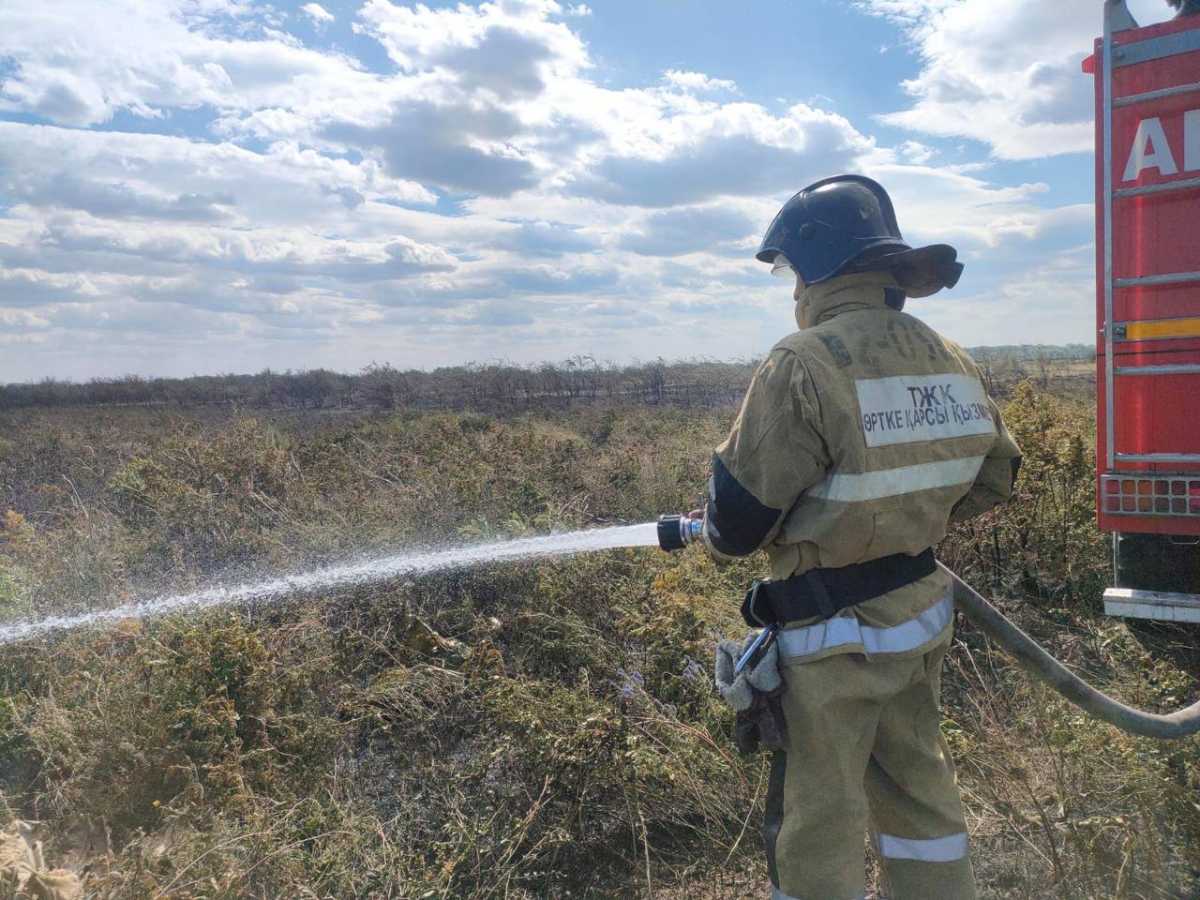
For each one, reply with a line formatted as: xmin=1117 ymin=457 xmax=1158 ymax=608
xmin=703 ymin=272 xmax=1021 ymax=664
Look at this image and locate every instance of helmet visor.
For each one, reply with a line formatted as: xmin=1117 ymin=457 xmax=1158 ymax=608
xmin=769 ymin=253 xmax=796 ymax=279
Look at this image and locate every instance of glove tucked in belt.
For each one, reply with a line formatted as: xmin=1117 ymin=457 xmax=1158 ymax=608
xmin=714 ymin=631 xmax=787 ymax=755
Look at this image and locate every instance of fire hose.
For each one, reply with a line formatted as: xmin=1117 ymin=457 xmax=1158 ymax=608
xmin=943 ymin=564 xmax=1200 ymax=740
xmin=657 ymin=515 xmax=1200 ymax=740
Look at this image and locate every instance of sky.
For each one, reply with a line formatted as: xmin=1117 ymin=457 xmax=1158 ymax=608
xmin=0 ymin=0 xmax=1181 ymax=382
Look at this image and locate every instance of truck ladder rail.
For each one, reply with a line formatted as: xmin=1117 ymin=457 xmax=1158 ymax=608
xmin=1114 ymin=79 xmax=1200 ymax=106
xmin=1114 ymin=363 xmax=1200 ymax=375
xmin=1116 ymin=271 xmax=1200 ymax=288
xmin=1115 ymin=452 xmax=1200 ymax=463
xmin=1103 ymin=3 xmax=1117 ymax=470
xmin=1113 ymin=25 xmax=1200 ymax=68
xmin=1115 ymin=176 xmax=1200 ymax=199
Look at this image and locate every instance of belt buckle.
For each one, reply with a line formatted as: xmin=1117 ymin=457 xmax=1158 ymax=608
xmin=741 ymin=579 xmax=774 ymax=628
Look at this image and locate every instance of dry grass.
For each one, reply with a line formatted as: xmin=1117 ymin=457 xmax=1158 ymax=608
xmin=0 ymin=381 xmax=1196 ymax=898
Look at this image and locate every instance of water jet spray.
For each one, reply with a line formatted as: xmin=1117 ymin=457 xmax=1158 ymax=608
xmin=3 ymin=512 xmax=1199 ymax=739
xmin=0 ymin=522 xmax=661 ymax=645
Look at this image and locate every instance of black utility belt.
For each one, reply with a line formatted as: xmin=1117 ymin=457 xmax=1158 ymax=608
xmin=741 ymin=548 xmax=937 ymax=628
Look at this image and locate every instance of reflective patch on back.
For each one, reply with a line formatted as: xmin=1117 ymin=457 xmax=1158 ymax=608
xmin=806 ymin=456 xmax=985 ymax=502
xmin=856 ymin=374 xmax=993 ymax=447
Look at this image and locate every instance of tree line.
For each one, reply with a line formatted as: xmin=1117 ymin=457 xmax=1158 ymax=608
xmin=0 ymin=345 xmax=1096 ymax=413
xmin=0 ymin=358 xmax=757 ymax=412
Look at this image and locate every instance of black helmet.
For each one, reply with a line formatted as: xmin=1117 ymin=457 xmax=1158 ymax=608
xmin=1169 ymin=0 xmax=1200 ymax=19
xmin=756 ymin=175 xmax=963 ymax=298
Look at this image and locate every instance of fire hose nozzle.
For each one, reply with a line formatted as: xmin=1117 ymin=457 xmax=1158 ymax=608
xmin=657 ymin=514 xmax=703 ymax=552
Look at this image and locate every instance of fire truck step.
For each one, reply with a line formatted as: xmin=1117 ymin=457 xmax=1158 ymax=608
xmin=1104 ymin=588 xmax=1200 ymax=623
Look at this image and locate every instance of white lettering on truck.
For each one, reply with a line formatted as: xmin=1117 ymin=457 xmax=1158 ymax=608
xmin=1124 ymin=116 xmax=1178 ymax=180
xmin=1123 ymin=109 xmax=1200 ymax=181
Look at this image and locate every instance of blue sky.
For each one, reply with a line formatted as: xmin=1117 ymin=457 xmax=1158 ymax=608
xmin=0 ymin=0 xmax=1180 ymax=382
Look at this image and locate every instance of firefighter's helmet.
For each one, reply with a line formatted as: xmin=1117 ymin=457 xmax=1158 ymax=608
xmin=756 ymin=175 xmax=964 ymax=298
xmin=1169 ymin=0 xmax=1200 ymax=19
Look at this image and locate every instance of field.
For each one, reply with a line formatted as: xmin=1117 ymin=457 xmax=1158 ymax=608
xmin=1 ymin=360 xmax=1198 ymax=898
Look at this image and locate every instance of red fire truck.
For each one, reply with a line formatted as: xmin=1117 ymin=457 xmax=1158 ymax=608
xmin=1084 ymin=1 xmax=1200 ymax=622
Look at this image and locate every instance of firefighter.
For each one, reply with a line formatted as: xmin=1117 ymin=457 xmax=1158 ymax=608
xmin=701 ymin=175 xmax=1021 ymax=900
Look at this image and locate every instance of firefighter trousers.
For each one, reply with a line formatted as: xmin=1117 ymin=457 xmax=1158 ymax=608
xmin=765 ymin=638 xmax=976 ymax=900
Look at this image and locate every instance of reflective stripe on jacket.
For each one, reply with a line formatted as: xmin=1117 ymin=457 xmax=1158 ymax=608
xmin=703 ymin=272 xmax=1021 ymax=663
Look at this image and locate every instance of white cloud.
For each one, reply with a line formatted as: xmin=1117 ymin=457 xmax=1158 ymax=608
xmin=491 ymin=221 xmax=601 ymax=257
xmin=324 ymin=101 xmax=542 ymax=197
xmin=568 ymin=103 xmax=877 ymax=206
xmin=0 ymin=123 xmax=435 ymax=221
xmin=302 ymin=3 xmax=334 ymax=24
xmin=922 ymin=246 xmax=1095 ymax=347
xmin=0 ymin=268 xmax=103 ymax=308
xmin=39 ymin=217 xmax=456 ymax=281
xmin=618 ymin=204 xmax=758 ymax=257
xmin=0 ymin=308 xmax=51 ymax=331
xmin=357 ymin=0 xmax=588 ymax=83
xmin=866 ymin=163 xmax=1052 ymax=248
xmin=0 ymin=0 xmax=1109 ymax=381
xmin=896 ymin=140 xmax=936 ymax=165
xmin=0 ymin=0 xmax=377 ymax=127
xmin=855 ymin=0 xmax=1103 ymax=158
xmin=663 ymin=70 xmax=738 ymax=93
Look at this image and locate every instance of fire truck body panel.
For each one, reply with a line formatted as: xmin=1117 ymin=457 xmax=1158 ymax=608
xmin=1091 ymin=15 xmax=1200 ymax=526
xmin=1088 ymin=5 xmax=1200 ymax=619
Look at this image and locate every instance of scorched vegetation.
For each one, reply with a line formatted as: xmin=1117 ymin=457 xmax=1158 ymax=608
xmin=0 ymin=364 xmax=1196 ymax=898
